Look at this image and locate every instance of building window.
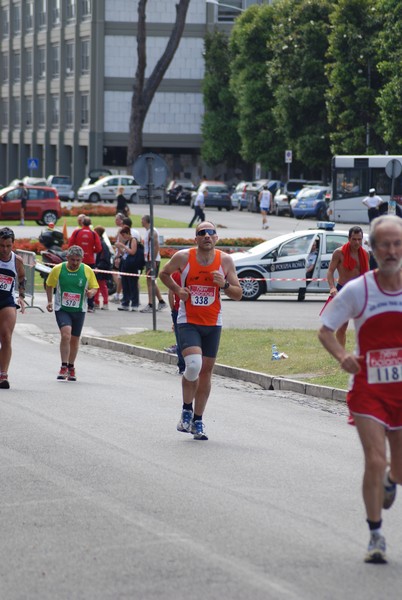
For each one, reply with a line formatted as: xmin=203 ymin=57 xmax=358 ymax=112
xmin=25 ymin=97 xmax=33 ymax=127
xmin=38 ymin=47 xmax=46 ymax=79
xmin=12 ymin=97 xmax=20 ymax=128
xmin=12 ymin=3 xmax=21 ymax=34
xmin=25 ymin=49 xmax=33 ymax=80
xmin=13 ymin=52 xmax=20 ymax=83
xmin=65 ymin=94 xmax=74 ymax=128
xmin=1 ymin=101 xmax=9 ymax=128
xmin=26 ymin=0 xmax=34 ymax=31
xmin=80 ymin=94 xmax=89 ymax=127
xmin=52 ymin=0 xmax=61 ymax=25
xmin=1 ymin=54 xmax=9 ymax=83
xmin=81 ymin=39 xmax=90 ymax=74
xmin=67 ymin=0 xmax=76 ymax=20
xmin=65 ymin=41 xmax=74 ymax=75
xmin=1 ymin=7 xmax=9 ymax=38
xmin=51 ymin=95 xmax=60 ymax=126
xmin=38 ymin=96 xmax=45 ymax=128
xmin=38 ymin=0 xmax=47 ymax=28
xmin=51 ymin=45 xmax=60 ymax=78
xmin=217 ymin=0 xmax=243 ymax=22
xmin=81 ymin=0 xmax=91 ymax=18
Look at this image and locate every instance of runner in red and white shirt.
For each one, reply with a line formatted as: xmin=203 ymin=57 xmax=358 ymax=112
xmin=319 ymin=215 xmax=402 ymax=565
xmin=160 ymin=221 xmax=242 ymax=440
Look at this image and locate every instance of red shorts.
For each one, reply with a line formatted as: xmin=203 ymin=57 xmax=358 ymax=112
xmin=347 ymin=386 xmax=402 ymax=430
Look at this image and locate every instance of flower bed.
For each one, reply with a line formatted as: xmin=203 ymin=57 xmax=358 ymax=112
xmin=61 ymin=205 xmax=116 ymax=217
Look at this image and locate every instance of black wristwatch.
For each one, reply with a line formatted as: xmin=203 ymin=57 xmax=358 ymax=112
xmin=221 ymin=281 xmax=230 ymax=290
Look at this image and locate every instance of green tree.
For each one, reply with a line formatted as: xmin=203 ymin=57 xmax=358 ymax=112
xmin=201 ymin=31 xmax=241 ymax=166
xmin=268 ymin=0 xmax=332 ymax=177
xmin=326 ymin=0 xmax=384 ymax=155
xmin=376 ymin=0 xmax=402 ymax=151
xmin=229 ymin=4 xmax=281 ymax=171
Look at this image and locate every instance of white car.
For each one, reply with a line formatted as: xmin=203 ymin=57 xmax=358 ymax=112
xmin=231 ymin=226 xmax=369 ymax=301
xmin=46 ymin=175 xmax=75 ymax=200
xmin=77 ymin=175 xmax=140 ymax=203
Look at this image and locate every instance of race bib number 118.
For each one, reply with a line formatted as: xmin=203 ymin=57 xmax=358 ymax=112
xmin=367 ymin=348 xmax=402 ymax=384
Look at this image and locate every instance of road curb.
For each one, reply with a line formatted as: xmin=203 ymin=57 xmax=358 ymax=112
xmin=81 ymin=336 xmax=347 ymax=403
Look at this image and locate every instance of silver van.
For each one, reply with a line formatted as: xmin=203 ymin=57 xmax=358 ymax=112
xmin=46 ymin=175 xmax=75 ymax=200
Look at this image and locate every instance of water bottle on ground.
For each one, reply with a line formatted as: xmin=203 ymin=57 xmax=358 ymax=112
xmin=271 ymin=344 xmax=280 ymax=361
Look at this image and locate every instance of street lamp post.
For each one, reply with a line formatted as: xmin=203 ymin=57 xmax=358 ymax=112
xmin=205 ymin=0 xmax=246 ymax=12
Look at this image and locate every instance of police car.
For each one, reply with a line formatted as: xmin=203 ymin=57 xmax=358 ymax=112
xmin=231 ymin=225 xmax=369 ymax=301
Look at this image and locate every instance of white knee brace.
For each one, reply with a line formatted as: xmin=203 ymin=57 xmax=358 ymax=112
xmin=183 ymin=354 xmax=202 ymax=381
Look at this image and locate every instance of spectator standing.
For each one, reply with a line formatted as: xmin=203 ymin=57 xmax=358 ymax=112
xmin=258 ymin=185 xmax=272 ymax=229
xmin=93 ymin=226 xmax=111 ymax=310
xmin=140 ymin=215 xmax=167 ymax=312
xmin=115 ymin=226 xmax=140 ymax=311
xmin=68 ymin=216 xmax=102 ymax=312
xmin=362 ymin=188 xmax=384 ymax=222
xmin=45 ymin=246 xmax=98 ymax=381
xmin=18 ymin=182 xmax=28 ymax=226
xmin=319 ymin=215 xmax=402 ymax=564
xmin=189 ymin=188 xmax=207 ymax=228
xmin=116 ymin=186 xmax=130 ymax=217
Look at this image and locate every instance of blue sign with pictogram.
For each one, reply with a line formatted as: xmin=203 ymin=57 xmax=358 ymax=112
xmin=27 ymin=158 xmax=39 ymax=170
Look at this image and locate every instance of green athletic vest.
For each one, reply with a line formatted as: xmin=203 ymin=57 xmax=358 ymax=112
xmin=57 ymin=263 xmax=87 ymax=312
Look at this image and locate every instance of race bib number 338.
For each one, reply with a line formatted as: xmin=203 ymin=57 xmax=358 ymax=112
xmin=189 ymin=285 xmax=216 ymax=306
xmin=367 ymin=347 xmax=402 ymax=384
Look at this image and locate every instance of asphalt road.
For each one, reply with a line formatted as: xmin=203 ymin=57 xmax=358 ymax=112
xmin=2 ymin=326 xmax=402 ymax=599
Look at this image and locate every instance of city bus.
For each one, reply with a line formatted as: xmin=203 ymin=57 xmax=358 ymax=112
xmin=327 ymin=155 xmax=402 ymax=224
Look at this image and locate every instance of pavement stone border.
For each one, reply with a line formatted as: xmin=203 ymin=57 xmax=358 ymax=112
xmin=81 ymin=335 xmax=347 ymax=403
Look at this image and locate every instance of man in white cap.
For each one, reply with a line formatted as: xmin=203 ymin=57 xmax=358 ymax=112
xmin=362 ymin=188 xmax=384 ymax=222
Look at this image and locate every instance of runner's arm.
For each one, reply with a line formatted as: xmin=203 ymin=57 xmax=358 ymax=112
xmin=318 ymin=325 xmax=361 ymax=374
xmin=326 ymin=249 xmax=341 ymax=296
xmin=214 ymin=255 xmax=243 ymax=301
xmin=159 ymin=252 xmax=189 ymax=300
xmin=15 ymin=256 xmax=26 ymax=314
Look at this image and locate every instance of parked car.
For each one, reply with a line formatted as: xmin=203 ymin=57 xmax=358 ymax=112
xmin=230 ymin=181 xmax=251 ymax=211
xmin=46 ymin=175 xmax=75 ymax=200
xmin=292 ymin=186 xmax=331 ymax=221
xmin=245 ymin=180 xmax=283 ymax=213
xmin=0 ymin=185 xmax=61 ymax=225
xmin=165 ymin=179 xmax=195 ymax=205
xmin=77 ymin=175 xmax=140 ymax=203
xmin=231 ymin=226 xmax=369 ymax=301
xmin=191 ymin=181 xmax=232 ymax=211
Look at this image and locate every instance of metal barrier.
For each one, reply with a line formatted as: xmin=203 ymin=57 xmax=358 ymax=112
xmin=15 ymin=249 xmax=44 ymax=312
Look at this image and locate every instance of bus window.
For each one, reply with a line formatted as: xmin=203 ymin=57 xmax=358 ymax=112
xmin=335 ymin=169 xmax=368 ymax=198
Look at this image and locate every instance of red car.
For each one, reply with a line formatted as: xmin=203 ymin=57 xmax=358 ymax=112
xmin=0 ymin=185 xmax=62 ymax=225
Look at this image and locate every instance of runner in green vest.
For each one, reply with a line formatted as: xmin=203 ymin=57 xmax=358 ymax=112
xmin=45 ymin=245 xmax=98 ymax=381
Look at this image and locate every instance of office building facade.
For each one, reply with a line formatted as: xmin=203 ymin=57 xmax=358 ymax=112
xmin=0 ymin=0 xmax=262 ymax=188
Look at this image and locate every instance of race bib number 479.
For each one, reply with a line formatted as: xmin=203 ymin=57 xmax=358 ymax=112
xmin=189 ymin=285 xmax=216 ymax=306
xmin=62 ymin=291 xmax=81 ymax=309
xmin=367 ymin=348 xmax=402 ymax=384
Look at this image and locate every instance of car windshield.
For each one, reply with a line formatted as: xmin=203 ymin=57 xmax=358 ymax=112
xmin=299 ymin=188 xmax=323 ymax=200
xmin=287 ymin=181 xmax=304 ymax=192
xmin=278 ymin=235 xmax=315 ymax=257
xmin=208 ymin=186 xmax=228 ymax=193
xmin=51 ymin=177 xmax=71 ymax=185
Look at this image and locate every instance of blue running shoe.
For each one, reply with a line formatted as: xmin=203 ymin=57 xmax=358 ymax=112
xmin=364 ymin=533 xmax=387 ymax=564
xmin=191 ymin=420 xmax=208 ymax=441
xmin=177 ymin=409 xmax=192 ymax=433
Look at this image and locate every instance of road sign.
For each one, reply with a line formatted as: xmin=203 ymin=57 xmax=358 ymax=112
xmin=285 ymin=150 xmax=292 ymax=164
xmin=27 ymin=158 xmax=39 ymax=170
xmin=385 ymin=158 xmax=402 ymax=179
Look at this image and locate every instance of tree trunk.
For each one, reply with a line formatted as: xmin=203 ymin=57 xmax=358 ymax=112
xmin=127 ymin=0 xmax=191 ymax=167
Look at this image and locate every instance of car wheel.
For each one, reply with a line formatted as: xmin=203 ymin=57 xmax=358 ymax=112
xmin=239 ymin=270 xmax=263 ymax=301
xmin=317 ymin=206 xmax=327 ymax=221
xmin=226 ymin=206 xmax=231 ymax=212
xmin=297 ymin=288 xmax=306 ymax=302
xmin=42 ymin=211 xmax=58 ymax=225
xmin=289 ymin=209 xmax=294 ymax=218
xmin=89 ymin=192 xmax=100 ymax=203
xmin=218 ymin=207 xmax=222 ymax=211
xmin=239 ymin=206 xmax=243 ymax=212
xmin=129 ymin=193 xmax=137 ymax=204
